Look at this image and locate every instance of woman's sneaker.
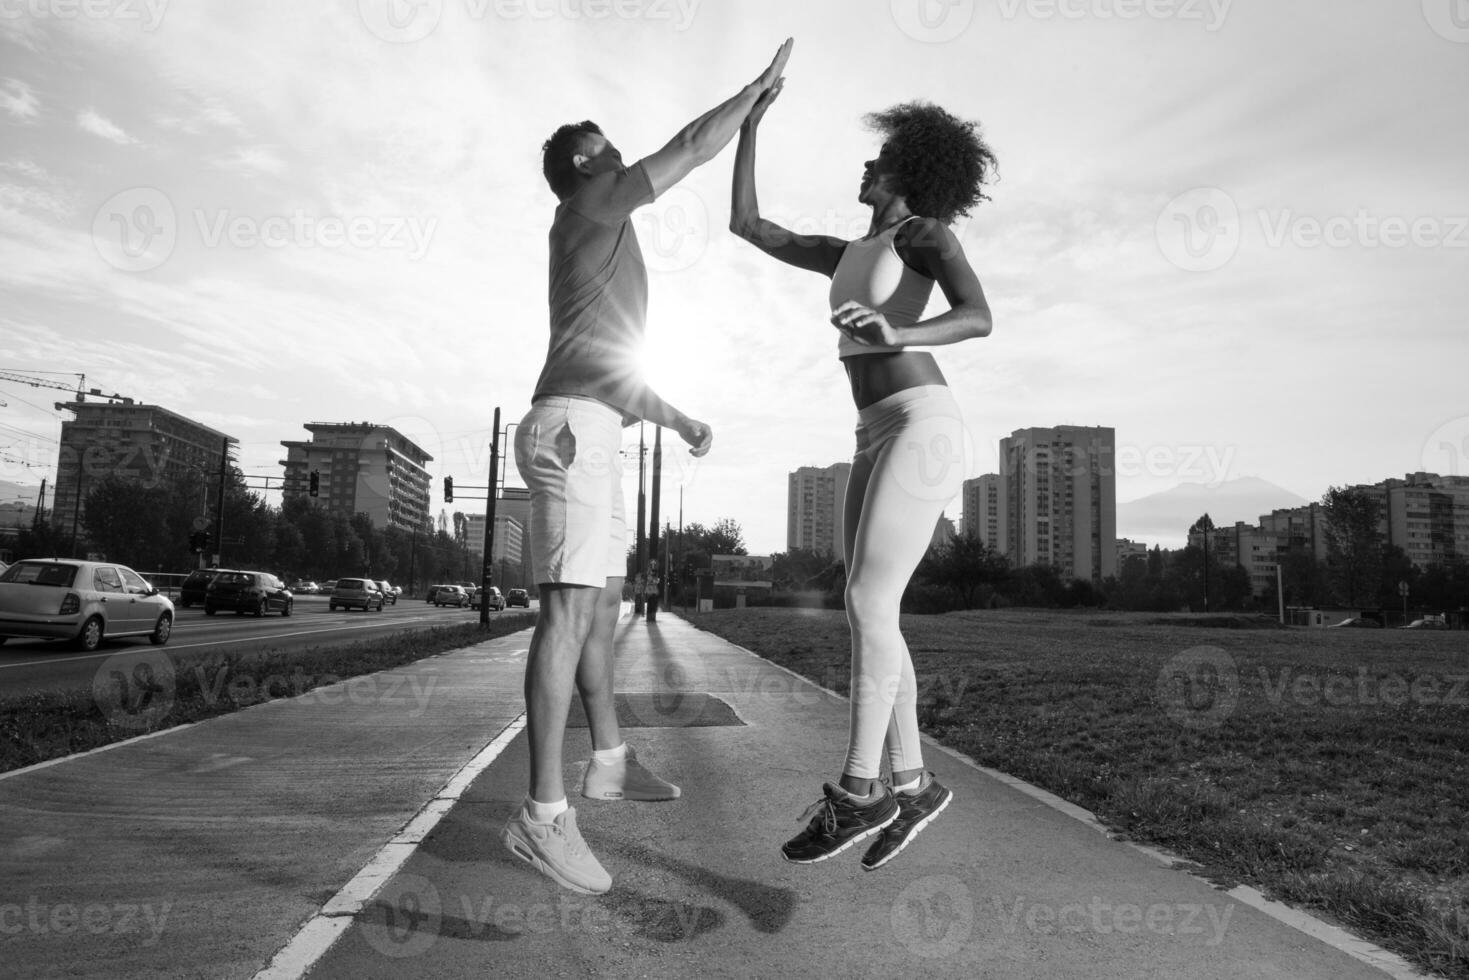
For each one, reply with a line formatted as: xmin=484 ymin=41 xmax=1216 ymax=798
xmin=781 ymin=783 xmax=899 ymax=864
xmin=860 ymin=774 xmax=953 ymax=871
xmin=501 ymin=805 xmax=612 ymax=895
xmin=581 ymin=745 xmax=681 ymax=801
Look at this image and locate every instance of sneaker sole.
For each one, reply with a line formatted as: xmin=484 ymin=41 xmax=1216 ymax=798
xmin=581 ymin=787 xmax=682 ymax=802
xmin=860 ymin=788 xmax=954 ymax=872
xmin=781 ymin=807 xmax=900 ymax=865
xmin=500 ymin=826 xmax=611 ymax=895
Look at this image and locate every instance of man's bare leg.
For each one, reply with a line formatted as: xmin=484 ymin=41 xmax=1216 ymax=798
xmin=525 ymin=582 xmax=603 ymax=805
xmin=575 ymin=576 xmax=625 ymax=752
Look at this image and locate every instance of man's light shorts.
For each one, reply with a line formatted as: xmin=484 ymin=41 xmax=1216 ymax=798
xmin=515 ymin=396 xmax=627 ymax=588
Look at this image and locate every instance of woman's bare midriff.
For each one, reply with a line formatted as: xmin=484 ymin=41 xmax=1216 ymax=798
xmin=841 ymin=351 xmax=948 ymax=409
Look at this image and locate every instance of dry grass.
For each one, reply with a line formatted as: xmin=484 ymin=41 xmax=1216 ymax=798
xmin=688 ymin=606 xmax=1469 ymax=979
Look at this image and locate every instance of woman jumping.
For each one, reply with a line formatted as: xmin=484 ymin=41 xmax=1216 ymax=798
xmin=732 ymin=85 xmax=997 ymax=869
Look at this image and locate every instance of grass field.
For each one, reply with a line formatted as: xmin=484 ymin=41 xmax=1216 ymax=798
xmin=686 ymin=606 xmax=1469 ymax=980
xmin=0 ymin=614 xmax=535 ymax=774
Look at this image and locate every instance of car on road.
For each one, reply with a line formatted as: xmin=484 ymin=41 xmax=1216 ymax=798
xmin=288 ymin=579 xmax=320 ymax=595
xmin=433 ymin=585 xmax=470 ymax=608
xmin=330 ymin=577 xmax=384 ymax=612
xmin=179 ymin=567 xmax=231 ymax=608
xmin=374 ymin=580 xmax=398 ymax=605
xmin=1401 ymin=615 xmax=1448 ymax=630
xmin=506 ymin=588 xmax=530 ymax=608
xmin=0 ymin=558 xmax=174 ymax=651
xmin=204 ymin=571 xmax=294 ymax=617
xmin=472 ymin=586 xmax=506 ymax=611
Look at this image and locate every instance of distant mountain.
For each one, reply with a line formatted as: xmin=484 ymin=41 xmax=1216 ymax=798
xmin=1117 ymin=477 xmax=1309 ymax=549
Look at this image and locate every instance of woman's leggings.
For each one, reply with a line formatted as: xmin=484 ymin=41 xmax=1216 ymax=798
xmin=842 ymin=384 xmax=967 ymax=780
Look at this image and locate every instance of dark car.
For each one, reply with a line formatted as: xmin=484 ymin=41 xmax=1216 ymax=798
xmin=506 ymin=588 xmax=530 ymax=608
xmin=204 ymin=570 xmax=293 ymax=617
xmin=330 ymin=577 xmax=384 ymax=612
xmin=179 ymin=567 xmax=230 ymax=608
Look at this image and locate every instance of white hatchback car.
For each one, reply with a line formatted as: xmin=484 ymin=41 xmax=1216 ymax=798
xmin=0 ymin=558 xmax=175 ymax=651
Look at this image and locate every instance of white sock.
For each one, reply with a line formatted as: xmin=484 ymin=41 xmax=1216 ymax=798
xmin=526 ymin=796 xmax=568 ymax=824
xmin=893 ymin=776 xmax=923 ymax=795
xmin=592 ymin=742 xmax=628 ymax=765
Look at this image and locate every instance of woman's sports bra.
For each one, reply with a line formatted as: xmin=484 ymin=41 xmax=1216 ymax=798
xmin=828 ymin=215 xmax=934 ymax=358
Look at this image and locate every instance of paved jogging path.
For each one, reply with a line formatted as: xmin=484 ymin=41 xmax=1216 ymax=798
xmin=0 ymin=608 xmax=1431 ymax=980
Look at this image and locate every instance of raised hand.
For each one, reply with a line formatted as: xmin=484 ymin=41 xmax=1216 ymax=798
xmin=756 ymin=37 xmax=793 ymax=91
xmin=747 ymin=77 xmax=784 ymax=128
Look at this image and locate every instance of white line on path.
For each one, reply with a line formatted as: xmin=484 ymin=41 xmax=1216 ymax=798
xmin=251 ymin=714 xmax=528 ymax=980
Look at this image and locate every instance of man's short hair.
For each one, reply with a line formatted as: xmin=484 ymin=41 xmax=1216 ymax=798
xmin=542 ymin=120 xmax=604 ymax=200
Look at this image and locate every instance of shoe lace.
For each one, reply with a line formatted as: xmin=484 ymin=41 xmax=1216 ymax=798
xmin=797 ymin=796 xmax=838 ymax=834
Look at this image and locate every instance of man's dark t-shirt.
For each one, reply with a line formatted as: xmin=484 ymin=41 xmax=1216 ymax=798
xmin=533 ymin=162 xmax=656 ymax=421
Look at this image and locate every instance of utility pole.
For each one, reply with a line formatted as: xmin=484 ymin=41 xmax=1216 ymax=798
xmin=646 ymin=426 xmax=662 ymax=622
xmin=634 ymin=422 xmax=647 ymax=615
xmin=213 ymin=436 xmax=228 ymax=567
xmin=479 ymin=407 xmax=500 ymax=627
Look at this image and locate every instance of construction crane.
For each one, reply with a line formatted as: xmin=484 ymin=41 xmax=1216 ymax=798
xmin=0 ymin=370 xmax=129 ymax=404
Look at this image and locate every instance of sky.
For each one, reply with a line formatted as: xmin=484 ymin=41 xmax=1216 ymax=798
xmin=2 ymin=0 xmax=1468 ymax=555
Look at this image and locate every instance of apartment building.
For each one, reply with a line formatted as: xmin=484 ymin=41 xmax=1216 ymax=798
xmin=999 ymin=425 xmax=1117 ymax=583
xmin=280 ymin=422 xmax=432 ymax=533
xmin=787 ymin=463 xmax=851 ymax=557
xmin=54 ymin=397 xmax=235 ymax=535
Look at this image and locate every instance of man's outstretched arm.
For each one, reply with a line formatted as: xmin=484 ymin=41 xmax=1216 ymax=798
xmin=638 ymin=38 xmax=792 ymax=198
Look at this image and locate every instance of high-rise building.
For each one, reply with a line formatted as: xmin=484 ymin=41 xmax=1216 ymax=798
xmin=960 ymin=474 xmax=1003 ymax=550
xmin=999 ymin=425 xmax=1117 ymax=583
xmin=1383 ymin=472 xmax=1469 ymax=568
xmin=462 ymin=488 xmax=534 ymax=587
xmin=280 ymin=422 xmax=432 ymax=533
xmin=54 ymin=397 xmax=235 ymax=538
xmin=787 ymin=463 xmax=851 ymax=557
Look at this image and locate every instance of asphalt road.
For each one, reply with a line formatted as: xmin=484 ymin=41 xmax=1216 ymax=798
xmin=0 ymin=594 xmax=537 ymax=697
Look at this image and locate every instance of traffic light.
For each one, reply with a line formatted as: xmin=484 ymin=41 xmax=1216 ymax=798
xmin=443 ymin=476 xmax=453 ymax=503
xmin=189 ymin=531 xmax=209 ymax=554
xmin=309 ymin=469 xmax=320 ymax=497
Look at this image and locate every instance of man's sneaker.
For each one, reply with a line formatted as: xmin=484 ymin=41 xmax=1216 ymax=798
xmin=581 ymin=745 xmax=681 ymax=801
xmin=861 ymin=774 xmax=953 ymax=871
xmin=781 ymin=783 xmax=899 ymax=864
xmin=501 ymin=805 xmax=612 ymax=895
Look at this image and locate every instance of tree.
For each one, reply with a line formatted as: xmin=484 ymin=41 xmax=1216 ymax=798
xmin=81 ymin=475 xmax=172 ymax=569
xmin=915 ymin=533 xmax=1009 ymax=608
xmin=1321 ymin=485 xmax=1385 ymax=606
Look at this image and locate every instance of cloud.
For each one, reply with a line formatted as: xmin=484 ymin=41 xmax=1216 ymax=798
xmin=76 ymin=107 xmax=136 ymax=144
xmin=211 ymin=145 xmax=287 ymax=177
xmin=0 ymin=78 xmax=39 ymax=120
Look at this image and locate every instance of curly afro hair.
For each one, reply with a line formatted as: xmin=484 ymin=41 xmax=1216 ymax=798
xmin=863 ymin=102 xmax=997 ymax=224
